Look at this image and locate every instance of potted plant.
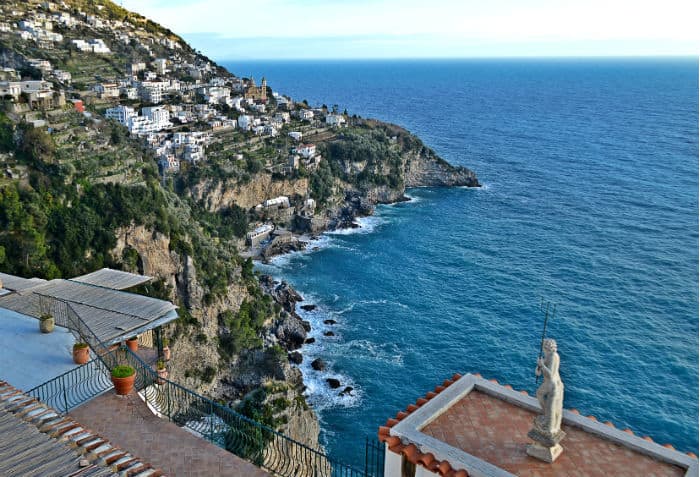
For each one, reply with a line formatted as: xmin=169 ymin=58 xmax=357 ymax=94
xmin=126 ymin=336 xmax=138 ymax=352
xmin=162 ymin=338 xmax=171 ymax=361
xmin=155 ymin=360 xmax=168 ymax=385
xmin=72 ymin=342 xmax=90 ymax=364
xmin=111 ymin=365 xmax=135 ymax=395
xmin=39 ymin=313 xmax=54 ymax=333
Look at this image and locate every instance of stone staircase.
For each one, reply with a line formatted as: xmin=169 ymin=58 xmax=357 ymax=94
xmin=0 ymin=380 xmax=165 ymax=477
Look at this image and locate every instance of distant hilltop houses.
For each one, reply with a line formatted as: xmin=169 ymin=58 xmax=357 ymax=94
xmin=0 ymin=0 xmax=350 ymax=181
xmin=0 ymin=0 xmax=353 ymax=253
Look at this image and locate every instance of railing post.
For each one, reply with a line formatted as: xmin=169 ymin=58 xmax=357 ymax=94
xmin=167 ymin=382 xmax=172 ymax=421
xmin=209 ymin=401 xmax=214 ymax=443
xmin=62 ymin=385 xmax=68 ymax=413
xmin=365 ymin=437 xmax=369 ymax=477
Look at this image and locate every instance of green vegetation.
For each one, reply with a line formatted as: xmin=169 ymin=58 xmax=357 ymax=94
xmin=218 ymin=286 xmax=276 ymax=359
xmin=0 ymin=113 xmax=14 ymax=152
xmin=73 ymin=342 xmax=88 ymax=349
xmin=111 ymin=365 xmax=135 ymax=378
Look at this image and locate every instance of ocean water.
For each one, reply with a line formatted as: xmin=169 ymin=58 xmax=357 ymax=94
xmin=223 ymin=58 xmax=699 ymax=463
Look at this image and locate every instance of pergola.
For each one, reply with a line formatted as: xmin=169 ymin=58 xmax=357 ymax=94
xmin=0 ymin=269 xmax=177 ymax=349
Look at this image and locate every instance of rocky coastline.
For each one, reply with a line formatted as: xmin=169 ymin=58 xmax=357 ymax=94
xmin=255 ymin=178 xmax=481 ymax=398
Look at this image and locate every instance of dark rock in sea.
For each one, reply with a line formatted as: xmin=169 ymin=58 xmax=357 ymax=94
xmin=311 ymin=358 xmax=326 ymax=371
xmin=324 ymin=331 xmax=335 ymax=337
xmin=339 ymin=386 xmax=354 ymax=397
xmin=273 ymin=313 xmax=307 ymax=350
xmin=261 ymin=279 xmax=303 ymax=313
xmin=301 ymin=304 xmax=317 ymax=312
xmin=301 ymin=320 xmax=312 ymax=332
xmin=305 ymin=337 xmax=316 ymax=344
xmin=323 ymin=319 xmax=337 ymax=325
xmin=288 ymin=352 xmax=303 ymax=365
xmin=326 ymin=378 xmax=341 ymax=389
xmin=312 ymin=247 xmax=320 ymax=251
xmin=350 ymin=222 xmax=361 ymax=228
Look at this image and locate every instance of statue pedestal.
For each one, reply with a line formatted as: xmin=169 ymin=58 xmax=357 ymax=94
xmin=527 ymin=428 xmax=566 ymax=463
xmin=527 ymin=442 xmax=563 ymax=463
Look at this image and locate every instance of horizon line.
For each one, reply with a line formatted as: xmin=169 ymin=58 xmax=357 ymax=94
xmin=215 ymin=54 xmax=699 ymax=62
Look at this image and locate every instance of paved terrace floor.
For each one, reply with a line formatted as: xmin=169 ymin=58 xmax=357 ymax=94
xmin=70 ymin=391 xmax=270 ymax=477
xmin=0 ymin=307 xmax=78 ymax=391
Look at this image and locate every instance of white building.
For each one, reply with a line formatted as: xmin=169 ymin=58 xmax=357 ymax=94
xmin=295 ymin=144 xmax=316 ymax=159
xmin=326 ymin=114 xmax=346 ymax=127
xmin=183 ymin=143 xmax=204 ymax=163
xmin=158 ymin=154 xmax=180 ymax=173
xmin=246 ymin=224 xmax=274 ymax=246
xmin=104 ymin=105 xmax=136 ymax=125
xmin=141 ymin=106 xmax=171 ymax=131
xmin=264 ymin=196 xmax=290 ymax=209
xmin=288 ymin=131 xmax=303 ymax=142
xmin=28 ymin=59 xmax=52 ymax=72
xmin=94 ymin=82 xmax=119 ymax=98
xmin=298 ymin=109 xmax=314 ymax=121
xmin=238 ymin=114 xmax=252 ymax=130
xmin=72 ymin=38 xmax=110 ymax=53
xmin=0 ymin=81 xmax=22 ymax=99
xmin=127 ymin=116 xmax=156 ymax=135
xmin=152 ymin=58 xmax=168 ymax=75
xmin=121 ymin=86 xmax=139 ymax=100
xmin=141 ymin=87 xmax=162 ymax=104
xmin=51 ymin=69 xmax=71 ymax=83
xmin=128 ymin=62 xmax=146 ymax=75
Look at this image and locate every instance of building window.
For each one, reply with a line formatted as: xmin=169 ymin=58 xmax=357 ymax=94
xmin=401 ymin=456 xmax=416 ymax=477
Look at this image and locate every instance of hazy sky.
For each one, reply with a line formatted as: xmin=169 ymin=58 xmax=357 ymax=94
xmin=120 ymin=0 xmax=699 ymax=60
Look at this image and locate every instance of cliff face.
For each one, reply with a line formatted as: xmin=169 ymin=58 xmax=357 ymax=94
xmin=191 ymin=175 xmax=310 ymax=211
xmin=110 ymin=224 xmax=315 ymax=435
xmin=404 ymin=151 xmax=479 ymax=188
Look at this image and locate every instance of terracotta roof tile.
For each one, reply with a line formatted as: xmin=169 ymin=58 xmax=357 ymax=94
xmin=378 ymin=373 xmax=689 ymax=477
xmin=378 ymin=373 xmax=469 ymax=477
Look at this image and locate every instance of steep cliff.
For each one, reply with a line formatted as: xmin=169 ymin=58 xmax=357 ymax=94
xmin=0 ymin=0 xmax=479 ymax=459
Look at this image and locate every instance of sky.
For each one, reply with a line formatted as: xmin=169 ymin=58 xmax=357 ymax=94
xmin=120 ymin=0 xmax=699 ymax=60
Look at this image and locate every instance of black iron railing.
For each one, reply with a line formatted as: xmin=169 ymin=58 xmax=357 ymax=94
xmin=122 ymin=349 xmax=383 ymax=477
xmin=26 ymin=346 xmax=384 ymax=477
xmin=26 ymin=357 xmax=112 ymax=413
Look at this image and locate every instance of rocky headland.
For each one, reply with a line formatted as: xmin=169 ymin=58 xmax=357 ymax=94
xmin=0 ymin=0 xmax=479 ymax=456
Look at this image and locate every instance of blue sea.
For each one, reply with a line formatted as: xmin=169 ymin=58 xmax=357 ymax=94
xmin=223 ymin=58 xmax=699 ymax=463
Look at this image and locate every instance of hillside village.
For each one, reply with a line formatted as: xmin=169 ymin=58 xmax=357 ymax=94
xmin=0 ymin=0 xmax=355 ymax=254
xmin=0 ymin=1 xmax=477 ymax=467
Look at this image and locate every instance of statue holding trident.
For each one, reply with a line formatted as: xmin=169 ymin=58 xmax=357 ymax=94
xmin=527 ymin=302 xmax=566 ymax=463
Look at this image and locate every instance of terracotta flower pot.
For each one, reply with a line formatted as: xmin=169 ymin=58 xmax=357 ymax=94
xmin=126 ymin=337 xmax=138 ymax=352
xmin=39 ymin=316 xmax=55 ymax=333
xmin=111 ymin=374 xmax=135 ymax=395
xmin=163 ymin=346 xmax=171 ymax=361
xmin=73 ymin=345 xmax=90 ymax=364
xmin=156 ymin=368 xmax=168 ymax=385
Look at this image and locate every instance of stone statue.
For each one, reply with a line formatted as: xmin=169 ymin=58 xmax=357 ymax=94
xmin=527 ymin=338 xmax=566 ymax=463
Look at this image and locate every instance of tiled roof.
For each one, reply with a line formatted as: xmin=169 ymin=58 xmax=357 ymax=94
xmin=379 ymin=373 xmax=697 ymax=477
xmin=378 ymin=373 xmax=470 ymax=477
xmin=0 ymin=380 xmax=164 ymax=477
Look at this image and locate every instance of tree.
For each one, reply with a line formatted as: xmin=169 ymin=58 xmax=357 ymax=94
xmin=19 ymin=127 xmax=56 ymax=163
xmin=0 ymin=113 xmax=14 ymax=152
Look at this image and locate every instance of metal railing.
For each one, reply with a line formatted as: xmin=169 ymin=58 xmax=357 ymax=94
xmin=121 ymin=349 xmax=383 ymax=477
xmin=26 ymin=345 xmax=384 ymax=477
xmin=26 ymin=357 xmax=112 ymax=413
